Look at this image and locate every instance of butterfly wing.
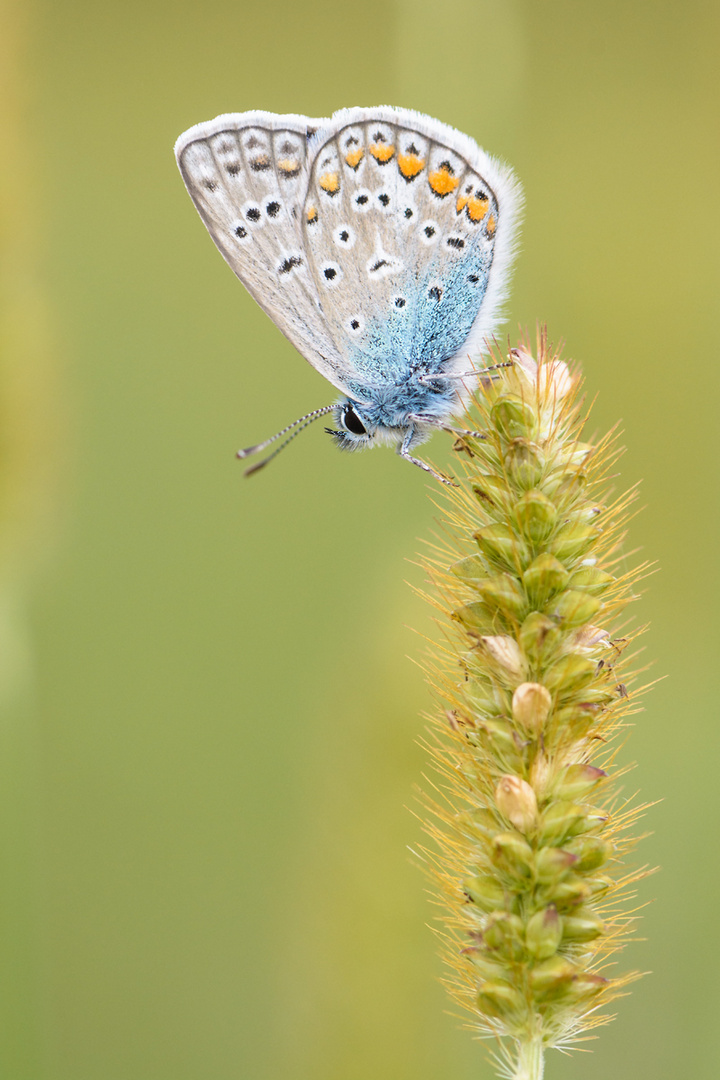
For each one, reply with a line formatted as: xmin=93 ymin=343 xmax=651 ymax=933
xmin=176 ymin=108 xmax=522 ymax=415
xmin=300 ymin=106 xmax=522 ymax=406
xmin=175 ymin=112 xmax=354 ymax=394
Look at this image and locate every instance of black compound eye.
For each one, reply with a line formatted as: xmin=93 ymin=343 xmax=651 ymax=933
xmin=341 ymin=404 xmax=368 ymax=436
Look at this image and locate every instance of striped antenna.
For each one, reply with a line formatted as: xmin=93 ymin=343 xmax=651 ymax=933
xmin=237 ymin=404 xmax=336 ymax=477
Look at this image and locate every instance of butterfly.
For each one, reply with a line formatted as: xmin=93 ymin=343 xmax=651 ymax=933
xmin=175 ymin=106 xmax=522 ymax=482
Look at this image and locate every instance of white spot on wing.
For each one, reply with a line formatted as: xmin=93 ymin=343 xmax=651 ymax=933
xmin=366 ymin=251 xmax=403 ymax=279
xmin=321 ymin=262 xmax=342 ymax=287
xmin=230 ymin=220 xmax=252 ymax=243
xmin=352 ymin=189 xmax=372 ymax=213
xmin=333 ymin=225 xmax=356 ymax=249
xmin=420 ymin=220 xmax=440 ymax=245
xmin=242 ymin=202 xmax=264 ymax=228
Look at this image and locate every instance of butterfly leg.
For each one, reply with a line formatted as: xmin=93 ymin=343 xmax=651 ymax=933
xmin=409 ymin=414 xmax=486 ymax=441
xmin=398 ymin=428 xmax=457 ymax=487
xmin=416 ymin=362 xmax=513 ymax=386
xmin=447 ymin=426 xmax=486 ymax=440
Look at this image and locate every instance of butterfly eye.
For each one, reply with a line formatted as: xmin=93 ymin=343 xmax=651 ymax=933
xmin=341 ymin=404 xmax=368 ymax=437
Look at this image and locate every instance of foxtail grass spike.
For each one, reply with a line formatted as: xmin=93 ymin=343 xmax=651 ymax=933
xmin=416 ymin=330 xmax=653 ymax=1080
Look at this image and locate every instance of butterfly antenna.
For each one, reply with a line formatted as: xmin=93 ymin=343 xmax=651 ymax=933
xmin=237 ymin=405 xmax=336 ymax=477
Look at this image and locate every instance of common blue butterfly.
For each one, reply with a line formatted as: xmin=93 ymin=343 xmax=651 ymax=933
xmin=175 ymin=107 xmax=522 ymax=482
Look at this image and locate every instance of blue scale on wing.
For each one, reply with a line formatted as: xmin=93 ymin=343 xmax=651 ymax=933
xmin=339 ymin=271 xmax=425 ymax=387
xmin=337 ymin=271 xmax=468 ymax=427
xmin=343 ymin=249 xmax=491 ymax=395
xmin=413 ymin=248 xmax=492 ymax=368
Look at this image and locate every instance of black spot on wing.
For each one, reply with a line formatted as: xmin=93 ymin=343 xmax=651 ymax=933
xmin=278 ymin=256 xmax=302 ymax=274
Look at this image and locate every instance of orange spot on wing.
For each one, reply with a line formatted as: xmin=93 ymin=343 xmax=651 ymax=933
xmin=370 ymin=143 xmax=395 ymax=163
xmin=428 ymin=165 xmax=459 ymax=196
xmin=306 ymin=205 xmax=318 ymax=223
xmin=397 ymin=152 xmax=425 ymax=179
xmin=485 ymin=213 xmax=496 ymax=236
xmin=344 ymin=147 xmax=364 ymax=169
xmin=467 ymin=194 xmax=489 ymax=222
xmin=456 ymin=194 xmax=469 ymax=213
xmin=278 ymin=157 xmax=301 ymax=177
xmin=319 ymin=172 xmax=340 ymax=194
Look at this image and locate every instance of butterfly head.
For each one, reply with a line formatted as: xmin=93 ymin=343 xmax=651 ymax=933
xmin=326 ymin=399 xmax=376 ymax=451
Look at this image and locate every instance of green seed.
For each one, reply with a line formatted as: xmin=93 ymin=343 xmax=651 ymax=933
xmin=548 ymin=588 xmax=602 ymax=627
xmin=450 ymin=554 xmax=487 ymax=582
xmin=513 ymin=490 xmax=558 ymax=543
xmin=561 ymin=907 xmax=605 ymax=942
xmin=492 ymin=831 xmax=534 ymax=877
xmin=476 ymin=981 xmax=525 ymax=1019
xmin=525 ymin=905 xmax=563 ymax=960
xmin=544 ymin=653 xmax=597 ymax=693
xmin=504 ymin=438 xmax=544 ymax=488
xmin=522 ymin=553 xmax=570 ymax=605
xmin=565 ymin=835 xmax=614 ymax=872
xmin=477 ymin=574 xmax=528 ymax=619
xmin=474 ymin=522 xmax=527 ymax=570
xmin=491 ymin=395 xmax=537 ymax=440
xmin=534 ymin=846 xmax=578 ymax=883
xmin=538 ymin=800 xmax=585 ymax=844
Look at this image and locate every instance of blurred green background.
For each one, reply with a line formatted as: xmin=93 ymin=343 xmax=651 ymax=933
xmin=3 ymin=1 xmax=719 ymax=1077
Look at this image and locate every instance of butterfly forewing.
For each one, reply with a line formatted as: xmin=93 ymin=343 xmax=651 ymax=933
xmin=175 ymin=113 xmax=351 ymax=390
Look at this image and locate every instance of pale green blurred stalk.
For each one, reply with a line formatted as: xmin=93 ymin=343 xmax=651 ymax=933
xmin=0 ymin=2 xmax=61 ymax=1073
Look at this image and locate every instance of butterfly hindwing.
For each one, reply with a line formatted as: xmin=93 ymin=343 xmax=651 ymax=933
xmin=300 ymin=107 xmax=521 ymax=404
